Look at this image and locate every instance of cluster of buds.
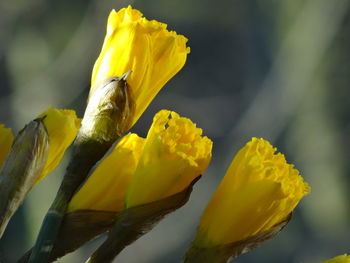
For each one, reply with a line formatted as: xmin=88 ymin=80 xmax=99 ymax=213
xmin=0 ymin=5 xmax=342 ymax=263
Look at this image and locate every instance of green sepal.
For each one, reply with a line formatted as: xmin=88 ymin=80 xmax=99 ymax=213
xmin=184 ymin=214 xmax=292 ymax=263
xmin=0 ymin=118 xmax=49 ymax=237
xmin=86 ymin=176 xmax=202 ymax=263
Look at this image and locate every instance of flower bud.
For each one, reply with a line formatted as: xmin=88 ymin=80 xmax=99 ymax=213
xmin=83 ymin=110 xmax=212 ymax=263
xmin=90 ymin=6 xmax=190 ymax=128
xmin=126 ymin=110 xmax=212 ymax=207
xmin=68 ymin=133 xmax=144 ymax=213
xmin=185 ymin=138 xmax=310 ymax=262
xmin=37 ymin=107 xmax=81 ymax=183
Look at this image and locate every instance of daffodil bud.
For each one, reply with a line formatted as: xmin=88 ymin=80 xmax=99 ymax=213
xmin=0 ymin=124 xmax=14 ymax=167
xmin=126 ymin=110 xmax=213 ymax=207
xmin=85 ymin=110 xmax=212 ymax=263
xmin=185 ymin=138 xmax=310 ymax=263
xmin=37 ymin=107 xmax=81 ymax=183
xmin=0 ymin=119 xmax=49 ymax=237
xmin=68 ymin=133 xmax=144 ymax=213
xmin=90 ymin=6 xmax=190 ymax=128
xmin=0 ymin=108 xmax=80 ymax=238
xmin=322 ymin=254 xmax=350 ymax=263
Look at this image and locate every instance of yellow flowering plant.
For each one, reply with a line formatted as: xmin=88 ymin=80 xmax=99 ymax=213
xmin=17 ymin=110 xmax=212 ymax=263
xmin=184 ymin=138 xmax=310 ymax=262
xmin=1 ymin=4 xmax=328 ymax=263
xmin=69 ymin=110 xmax=212 ymax=212
xmin=28 ymin=6 xmax=191 ymax=263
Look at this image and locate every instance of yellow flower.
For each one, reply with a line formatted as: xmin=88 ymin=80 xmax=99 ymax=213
xmin=68 ymin=133 xmax=144 ymax=212
xmin=322 ymin=255 xmax=350 ymax=263
xmin=67 ymin=110 xmax=212 ymax=212
xmin=126 ymin=110 xmax=212 ymax=207
xmin=36 ymin=107 xmax=80 ymax=183
xmin=194 ymin=138 xmax=310 ymax=247
xmin=0 ymin=124 xmax=14 ymax=167
xmin=90 ymin=6 xmax=190 ymax=128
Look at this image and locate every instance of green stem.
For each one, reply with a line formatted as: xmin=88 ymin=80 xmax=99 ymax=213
xmin=28 ymin=138 xmax=116 ymax=263
xmin=28 ymin=76 xmax=133 ymax=263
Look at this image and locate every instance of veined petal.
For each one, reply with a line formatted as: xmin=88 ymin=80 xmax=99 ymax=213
xmin=36 ymin=107 xmax=80 ymax=183
xmin=0 ymin=124 xmax=14 ymax=167
xmin=91 ymin=6 xmax=190 ymax=128
xmin=126 ymin=110 xmax=212 ymax=208
xmin=195 ymin=138 xmax=310 ymax=247
xmin=68 ymin=133 xmax=144 ymax=212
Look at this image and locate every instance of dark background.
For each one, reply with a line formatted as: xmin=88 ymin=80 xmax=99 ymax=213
xmin=0 ymin=0 xmax=349 ymax=262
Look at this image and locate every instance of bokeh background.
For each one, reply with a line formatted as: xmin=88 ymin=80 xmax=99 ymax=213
xmin=0 ymin=0 xmax=349 ymax=262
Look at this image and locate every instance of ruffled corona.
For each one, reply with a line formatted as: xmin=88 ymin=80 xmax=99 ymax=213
xmin=195 ymin=138 xmax=310 ymax=247
xmin=68 ymin=133 xmax=144 ymax=212
xmin=126 ymin=110 xmax=212 ymax=207
xmin=90 ymin=6 xmax=190 ymax=128
xmin=322 ymin=255 xmax=350 ymax=263
xmin=36 ymin=107 xmax=80 ymax=183
xmin=0 ymin=124 xmax=14 ymax=167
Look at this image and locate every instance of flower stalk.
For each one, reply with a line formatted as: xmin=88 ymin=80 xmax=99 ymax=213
xmin=29 ymin=75 xmax=134 ymax=263
xmin=17 ymin=210 xmax=119 ymax=263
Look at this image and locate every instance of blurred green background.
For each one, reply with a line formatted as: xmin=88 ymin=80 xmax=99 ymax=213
xmin=0 ymin=0 xmax=349 ymax=262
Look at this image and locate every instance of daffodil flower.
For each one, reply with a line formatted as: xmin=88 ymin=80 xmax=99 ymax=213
xmin=90 ymin=6 xmax=190 ymax=128
xmin=69 ymin=109 xmax=212 ymax=211
xmin=126 ymin=110 xmax=212 ymax=207
xmin=68 ymin=133 xmax=144 ymax=213
xmin=194 ymin=138 xmax=310 ymax=247
xmin=36 ymin=107 xmax=81 ymax=183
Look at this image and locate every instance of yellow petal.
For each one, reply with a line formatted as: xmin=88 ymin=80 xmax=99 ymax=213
xmin=68 ymin=133 xmax=144 ymax=212
xmin=91 ymin=6 xmax=190 ymax=128
xmin=0 ymin=124 xmax=14 ymax=167
xmin=196 ymin=137 xmax=310 ymax=247
xmin=36 ymin=107 xmax=81 ymax=183
xmin=322 ymin=255 xmax=350 ymax=263
xmin=126 ymin=110 xmax=212 ymax=207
